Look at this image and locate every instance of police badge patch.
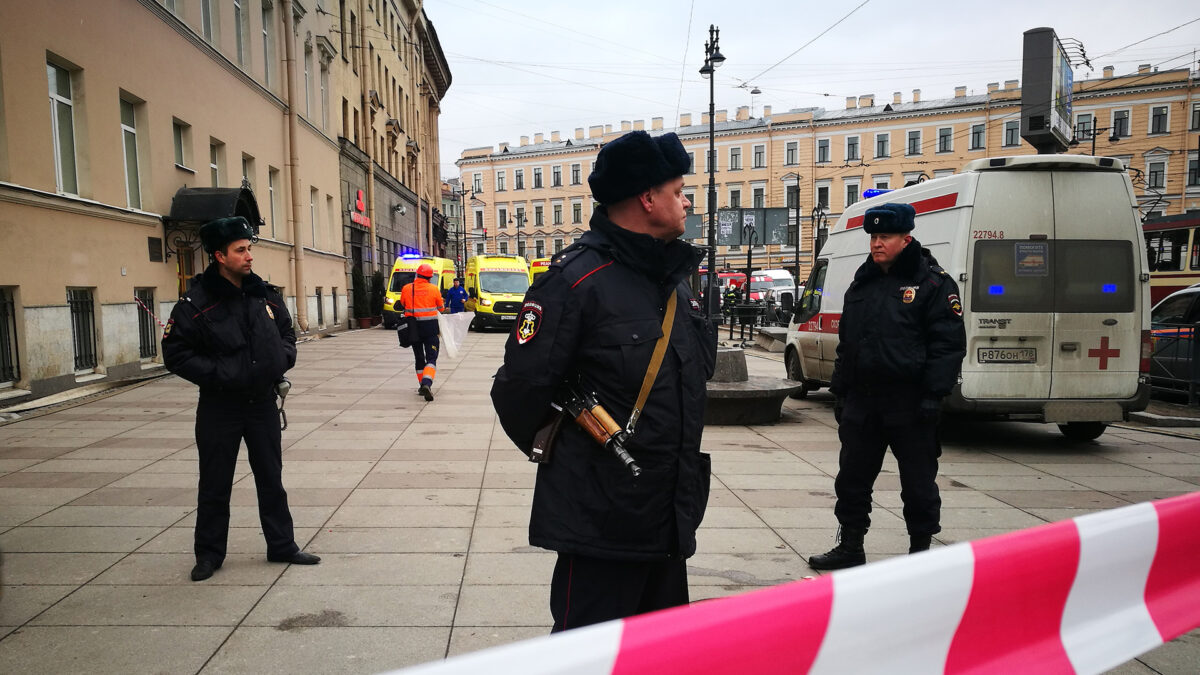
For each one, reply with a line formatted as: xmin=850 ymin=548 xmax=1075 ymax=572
xmin=948 ymin=293 xmax=963 ymax=317
xmin=516 ymin=301 xmax=543 ymax=345
xmin=689 ymin=297 xmax=701 ymax=312
xmin=265 ymin=303 xmax=275 ymax=320
xmin=901 ymin=286 xmax=917 ymax=304
xmin=163 ymin=319 xmax=174 ymax=337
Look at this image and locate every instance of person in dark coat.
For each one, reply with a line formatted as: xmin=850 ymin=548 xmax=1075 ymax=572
xmin=491 ymin=130 xmax=717 ymax=632
xmin=809 ymin=203 xmax=966 ymax=570
xmin=162 ymin=216 xmax=320 ymax=582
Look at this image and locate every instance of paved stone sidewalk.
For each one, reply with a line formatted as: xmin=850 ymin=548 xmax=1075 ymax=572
xmin=1 ymin=328 xmax=1197 ymax=674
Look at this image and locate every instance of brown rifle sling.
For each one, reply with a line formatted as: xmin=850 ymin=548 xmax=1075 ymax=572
xmin=626 ymin=290 xmax=677 ymax=435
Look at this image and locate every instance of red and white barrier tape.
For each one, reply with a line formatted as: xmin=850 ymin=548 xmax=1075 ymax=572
xmin=391 ymin=491 xmax=1200 ymax=675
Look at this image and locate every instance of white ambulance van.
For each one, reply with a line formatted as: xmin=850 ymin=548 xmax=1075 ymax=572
xmin=785 ymin=154 xmax=1151 ymax=441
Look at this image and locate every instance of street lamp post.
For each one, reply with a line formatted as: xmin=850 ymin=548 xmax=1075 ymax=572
xmin=699 ymin=24 xmax=725 ymax=320
xmin=449 ymin=183 xmax=477 ymax=278
xmin=781 ymin=175 xmax=801 ymax=308
xmin=508 ymin=211 xmax=525 ymax=258
xmin=812 ymin=206 xmax=829 ymax=257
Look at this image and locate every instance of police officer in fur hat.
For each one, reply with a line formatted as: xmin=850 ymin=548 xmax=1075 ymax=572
xmin=162 ymin=216 xmax=319 ymax=582
xmin=809 ymin=203 xmax=966 ymax=570
xmin=492 ymin=131 xmax=717 ymax=631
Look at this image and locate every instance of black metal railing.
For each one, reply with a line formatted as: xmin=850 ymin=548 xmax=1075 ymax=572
xmin=135 ymin=288 xmax=157 ymax=358
xmin=0 ymin=288 xmax=19 ymax=382
xmin=1149 ymin=322 xmax=1200 ymax=406
xmin=68 ymin=289 xmax=97 ymax=371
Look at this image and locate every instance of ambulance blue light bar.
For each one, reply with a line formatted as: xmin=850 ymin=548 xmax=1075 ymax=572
xmin=1102 ymin=284 xmax=1117 ymax=294
xmin=863 ymin=189 xmax=892 ymax=199
xmin=989 ymin=285 xmax=1005 ymax=295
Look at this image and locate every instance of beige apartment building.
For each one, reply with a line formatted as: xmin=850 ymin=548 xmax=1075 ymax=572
xmin=458 ymin=66 xmax=1200 ymax=280
xmin=0 ymin=0 xmax=448 ymax=403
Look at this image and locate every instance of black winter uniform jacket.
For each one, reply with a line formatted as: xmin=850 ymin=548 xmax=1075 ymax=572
xmin=491 ymin=208 xmax=718 ymax=561
xmin=829 ymin=238 xmax=966 ymax=412
xmin=162 ymin=263 xmax=297 ymax=396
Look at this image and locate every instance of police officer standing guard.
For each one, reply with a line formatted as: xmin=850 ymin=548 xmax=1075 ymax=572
xmin=163 ymin=216 xmax=319 ymax=582
xmin=492 ymin=130 xmax=717 ymax=631
xmin=809 ymin=203 xmax=966 ymax=570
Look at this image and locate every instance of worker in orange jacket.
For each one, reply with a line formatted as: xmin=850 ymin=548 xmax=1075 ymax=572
xmin=399 ymin=263 xmax=447 ymax=401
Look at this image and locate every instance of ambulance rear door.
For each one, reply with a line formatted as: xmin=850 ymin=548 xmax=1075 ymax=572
xmin=962 ymin=171 xmax=1056 ymax=401
xmin=1045 ymin=170 xmax=1143 ymax=403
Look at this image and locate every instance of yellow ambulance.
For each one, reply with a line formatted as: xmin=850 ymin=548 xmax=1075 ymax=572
xmin=382 ymin=255 xmax=454 ymax=329
xmin=529 ymin=257 xmax=552 ymax=284
xmin=464 ymin=255 xmax=530 ymax=329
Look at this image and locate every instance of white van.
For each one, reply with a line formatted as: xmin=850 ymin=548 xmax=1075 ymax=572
xmin=785 ymin=154 xmax=1151 ymax=440
xmin=758 ymin=269 xmax=799 ymax=308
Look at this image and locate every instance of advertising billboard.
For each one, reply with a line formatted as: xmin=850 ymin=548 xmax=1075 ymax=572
xmin=1020 ymin=27 xmax=1074 ymax=153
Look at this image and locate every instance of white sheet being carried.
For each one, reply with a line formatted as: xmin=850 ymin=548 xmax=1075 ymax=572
xmin=437 ymin=312 xmax=474 ymax=359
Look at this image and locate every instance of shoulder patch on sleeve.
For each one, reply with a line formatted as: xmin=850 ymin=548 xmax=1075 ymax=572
xmin=948 ymin=293 xmax=963 ymax=317
xmin=516 ymin=301 xmax=543 ymax=344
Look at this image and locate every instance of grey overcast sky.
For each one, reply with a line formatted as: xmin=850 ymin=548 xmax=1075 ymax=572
xmin=425 ymin=0 xmax=1200 ymax=180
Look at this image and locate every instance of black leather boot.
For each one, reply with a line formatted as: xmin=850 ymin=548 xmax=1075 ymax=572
xmin=809 ymin=527 xmax=866 ymax=570
xmin=909 ymin=534 xmax=932 ymax=554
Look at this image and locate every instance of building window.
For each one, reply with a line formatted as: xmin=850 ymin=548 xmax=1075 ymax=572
xmin=309 ymin=187 xmax=319 ymax=247
xmin=1186 ymin=159 xmax=1198 ymax=186
xmin=1003 ymin=121 xmax=1020 ymax=147
xmin=67 ymin=288 xmax=97 ymax=372
xmin=314 ymin=287 xmax=323 ymax=326
xmin=970 ymin=124 xmax=985 ymax=150
xmin=534 ymin=205 xmax=544 ymax=226
xmin=234 ymin=0 xmax=247 ymax=65
xmin=875 ymin=177 xmax=890 ymax=190
xmin=135 ymin=287 xmax=157 ymax=359
xmin=554 ymin=238 xmax=564 ymax=254
xmin=209 ymin=140 xmax=224 ymax=186
xmin=267 ymin=167 xmax=279 ymax=238
xmin=1075 ymin=113 xmax=1093 ymax=141
xmin=753 ymin=144 xmax=765 ymax=168
xmin=571 ymin=163 xmax=581 ymax=184
xmin=496 ymin=171 xmax=505 ymax=191
xmin=785 ymin=141 xmax=797 ymax=165
xmin=1148 ymin=161 xmax=1165 ymax=189
xmin=476 ymin=242 xmax=485 ymax=255
xmin=817 ymin=186 xmax=829 ymax=209
xmin=845 ymin=182 xmax=860 ymax=207
xmin=907 ymin=130 xmax=922 ymax=155
xmin=875 ymin=133 xmax=889 ymax=158
xmin=172 ymin=119 xmax=191 ymax=167
xmin=515 ymin=169 xmax=524 ymax=190
xmin=120 ymin=98 xmax=142 ymax=209
xmin=572 ymin=202 xmax=582 ymax=223
xmin=535 ymin=240 xmax=545 ymax=257
xmin=752 ymin=187 xmax=764 ymax=209
xmin=201 ymin=0 xmax=215 ymax=41
xmin=498 ymin=207 xmax=508 ymax=228
xmin=303 ymin=46 xmax=313 ymax=117
xmin=1192 ymin=103 xmax=1200 ymax=131
xmin=707 ymin=149 xmax=718 ymax=172
xmin=846 ymin=136 xmax=860 ymax=161
xmin=499 ymin=241 xmax=508 ymax=254
xmin=241 ymin=154 xmax=255 ymax=192
xmin=1150 ymin=106 xmax=1168 ymax=134
xmin=937 ymin=127 xmax=952 ymax=153
xmin=729 ymin=189 xmax=741 ymax=208
xmin=817 ymin=139 xmax=830 ymax=163
xmin=1113 ymin=109 xmax=1130 ymax=137
xmin=47 ymin=62 xmax=78 ymax=195
xmin=533 ymin=167 xmax=543 ymax=188
xmin=320 ymin=63 xmax=330 ymax=129
xmin=472 ymin=173 xmax=482 ymax=193
xmin=729 ymin=147 xmax=742 ymax=170
xmin=684 ymin=193 xmax=695 ymax=214
xmin=553 ymin=204 xmax=562 ymax=224
xmin=686 ymin=153 xmax=695 ymax=174
xmin=262 ymin=4 xmax=274 ymax=85
xmin=552 ymin=165 xmax=561 ymax=187
xmin=515 ymin=207 xmax=525 ymax=227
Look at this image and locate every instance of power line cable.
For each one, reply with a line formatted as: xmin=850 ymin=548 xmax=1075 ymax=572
xmin=1093 ymin=16 xmax=1200 ymax=60
xmin=744 ymin=0 xmax=873 ymax=83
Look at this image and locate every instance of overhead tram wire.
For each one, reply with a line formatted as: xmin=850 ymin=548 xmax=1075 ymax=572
xmin=1093 ymin=16 xmax=1200 ymax=60
xmin=674 ymin=0 xmax=697 ymax=128
xmin=744 ymin=0 xmax=873 ymax=85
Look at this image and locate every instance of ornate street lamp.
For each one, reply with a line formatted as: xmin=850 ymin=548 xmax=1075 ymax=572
xmin=700 ymin=24 xmax=725 ymax=320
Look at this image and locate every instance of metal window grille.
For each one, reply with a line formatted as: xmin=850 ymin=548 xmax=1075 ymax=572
xmin=332 ymin=287 xmax=339 ymax=323
xmin=67 ymin=288 xmax=97 ymax=371
xmin=316 ymin=287 xmax=324 ymax=325
xmin=0 ymin=288 xmax=19 ymax=382
xmin=135 ymin=288 xmax=157 ymax=358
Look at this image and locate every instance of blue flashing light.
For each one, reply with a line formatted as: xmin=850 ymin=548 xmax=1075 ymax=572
xmin=400 ymin=253 xmax=422 ymax=260
xmin=1101 ymin=283 xmax=1117 ymax=294
xmin=988 ymin=285 xmax=1005 ymax=295
xmin=862 ymin=189 xmax=893 ymax=199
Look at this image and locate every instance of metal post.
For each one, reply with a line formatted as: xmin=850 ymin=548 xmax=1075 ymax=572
xmin=700 ymin=25 xmax=723 ymax=320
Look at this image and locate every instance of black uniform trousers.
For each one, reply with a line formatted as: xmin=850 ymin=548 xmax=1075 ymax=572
xmin=834 ymin=395 xmax=942 ymax=537
xmin=411 ymin=335 xmax=439 ymax=375
xmin=194 ymin=393 xmax=298 ymax=564
xmin=549 ymin=553 xmax=689 ymax=633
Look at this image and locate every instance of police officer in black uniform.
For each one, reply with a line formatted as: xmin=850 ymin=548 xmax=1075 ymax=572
xmin=491 ymin=130 xmax=717 ymax=632
xmin=162 ymin=216 xmax=320 ymax=582
xmin=809 ymin=203 xmax=966 ymax=570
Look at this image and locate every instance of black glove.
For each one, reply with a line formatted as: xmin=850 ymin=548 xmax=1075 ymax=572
xmin=918 ymin=397 xmax=942 ymax=423
xmin=833 ymin=396 xmax=844 ymax=425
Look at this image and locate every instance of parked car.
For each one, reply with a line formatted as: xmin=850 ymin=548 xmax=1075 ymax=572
xmin=1149 ymin=283 xmax=1200 ymax=392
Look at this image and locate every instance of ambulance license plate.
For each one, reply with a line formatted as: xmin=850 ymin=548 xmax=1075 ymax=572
xmin=500 ymin=315 xmax=515 ymax=321
xmin=977 ymin=347 xmax=1036 ymax=364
